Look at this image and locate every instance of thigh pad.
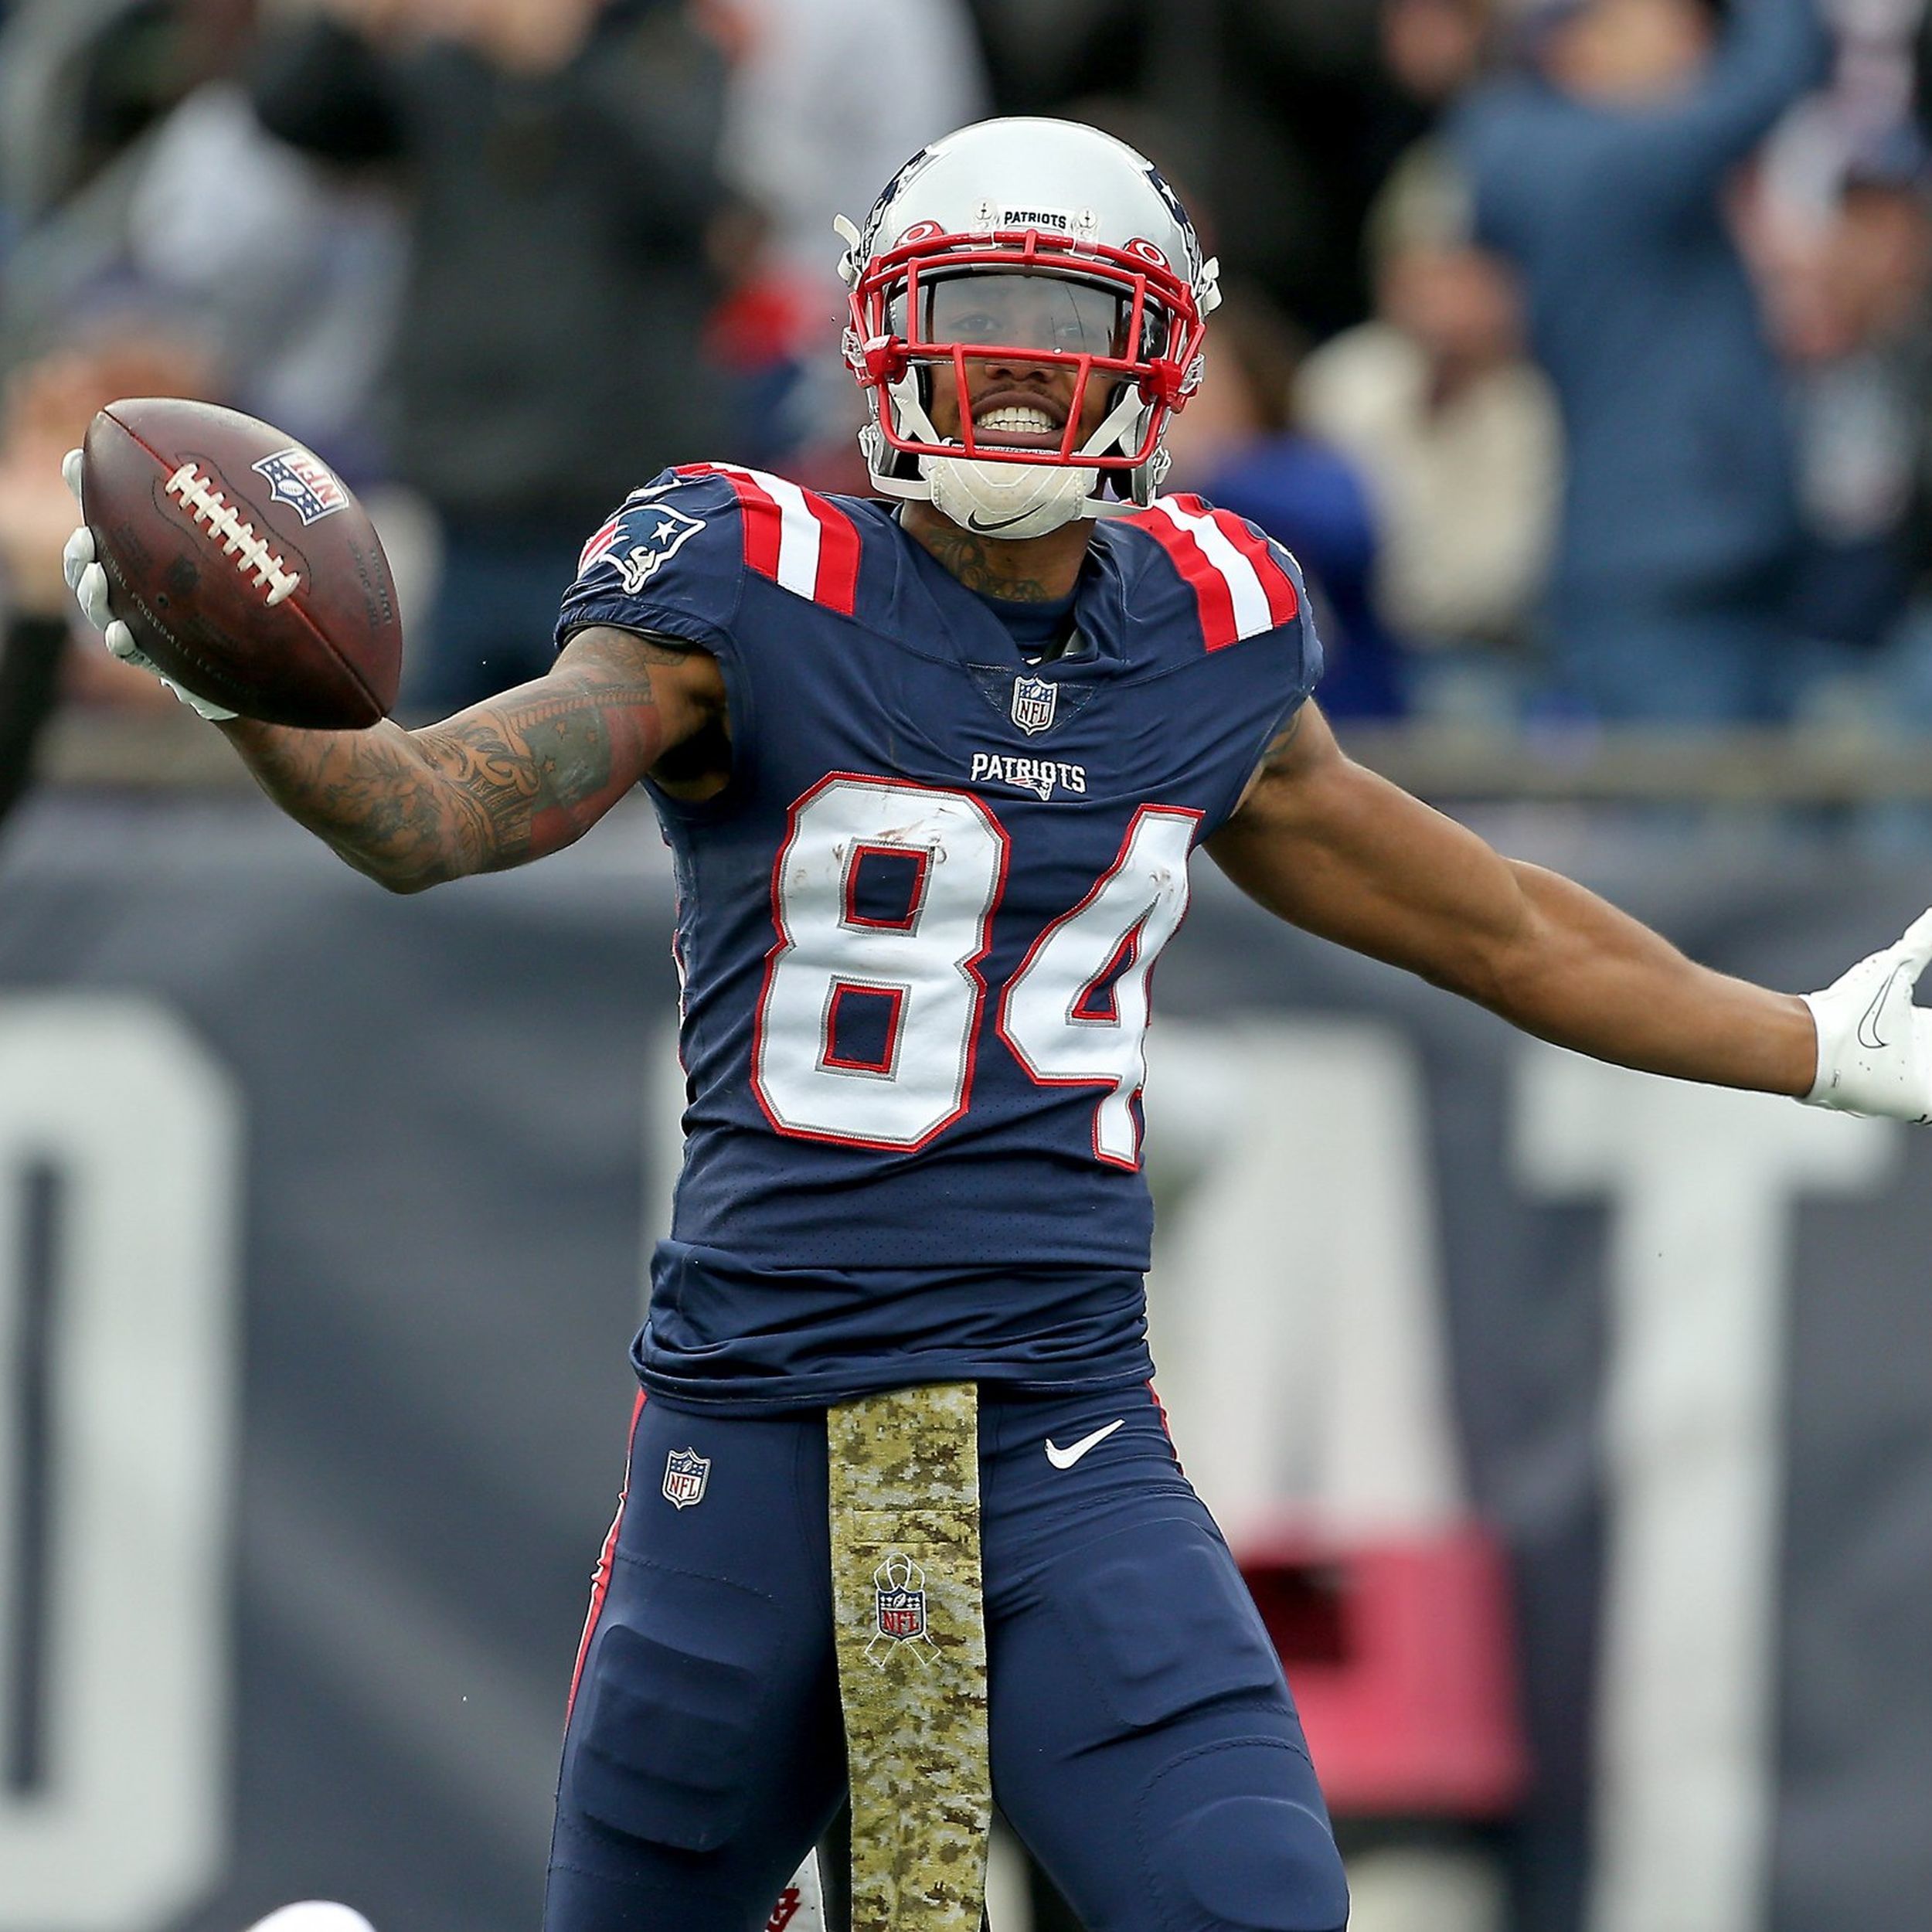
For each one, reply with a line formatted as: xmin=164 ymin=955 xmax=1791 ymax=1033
xmin=566 ymin=1553 xmax=784 ymax=1855
xmin=1046 ymin=1516 xmax=1286 ymax=1737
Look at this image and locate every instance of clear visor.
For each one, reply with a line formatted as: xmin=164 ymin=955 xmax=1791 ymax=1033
xmin=889 ymin=269 xmax=1145 ymax=360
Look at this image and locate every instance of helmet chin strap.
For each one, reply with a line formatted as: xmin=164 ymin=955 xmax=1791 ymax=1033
xmin=884 ymin=376 xmax=1155 ymax=540
xmin=923 ymin=455 xmax=1097 ymax=540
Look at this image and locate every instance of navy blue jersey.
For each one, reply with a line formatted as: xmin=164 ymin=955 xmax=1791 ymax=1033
xmin=557 ymin=464 xmax=1319 ymax=1408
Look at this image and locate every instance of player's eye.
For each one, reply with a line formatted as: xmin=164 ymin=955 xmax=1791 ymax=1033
xmin=915 ymin=282 xmax=1010 ymax=345
xmin=1039 ymin=283 xmax=1134 ymax=357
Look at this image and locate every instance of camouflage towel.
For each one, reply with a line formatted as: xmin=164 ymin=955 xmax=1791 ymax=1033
xmin=826 ymin=1383 xmax=989 ymax=1932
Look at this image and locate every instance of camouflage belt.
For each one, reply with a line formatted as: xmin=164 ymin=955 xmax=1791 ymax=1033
xmin=826 ymin=1382 xmax=989 ymax=1932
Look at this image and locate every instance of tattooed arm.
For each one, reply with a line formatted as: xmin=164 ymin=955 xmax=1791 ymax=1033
xmin=221 ymin=626 xmax=728 ymax=893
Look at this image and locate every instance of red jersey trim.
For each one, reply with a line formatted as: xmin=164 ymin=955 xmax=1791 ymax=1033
xmin=1129 ymin=495 xmax=1300 ymax=651
xmin=678 ymin=463 xmax=862 ymax=616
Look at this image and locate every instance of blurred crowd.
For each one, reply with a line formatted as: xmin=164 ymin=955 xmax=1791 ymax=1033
xmin=3 ymin=0 xmax=1932 ymax=788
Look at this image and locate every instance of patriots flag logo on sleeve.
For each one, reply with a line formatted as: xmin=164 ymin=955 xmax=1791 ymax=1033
xmin=579 ymin=496 xmax=708 ymax=595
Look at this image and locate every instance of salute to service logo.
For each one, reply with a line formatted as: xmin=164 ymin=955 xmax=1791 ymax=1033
xmin=868 ymin=1552 xmax=936 ymax=1664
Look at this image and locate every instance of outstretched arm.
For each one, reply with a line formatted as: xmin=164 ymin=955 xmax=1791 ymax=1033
xmin=60 ymin=448 xmax=729 ymax=893
xmin=219 ymin=624 xmax=725 ymax=893
xmin=1208 ymin=703 xmax=1819 ymax=1097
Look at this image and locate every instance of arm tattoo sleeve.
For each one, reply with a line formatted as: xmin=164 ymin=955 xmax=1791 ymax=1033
xmin=226 ymin=658 xmax=671 ymax=890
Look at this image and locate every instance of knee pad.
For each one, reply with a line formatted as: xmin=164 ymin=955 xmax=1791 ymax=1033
xmin=563 ymin=1556 xmax=783 ymax=1855
xmin=1142 ymin=1741 xmax=1350 ymax=1932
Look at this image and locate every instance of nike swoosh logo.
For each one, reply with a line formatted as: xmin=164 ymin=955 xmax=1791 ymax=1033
xmin=1859 ymin=964 xmax=1909 ymax=1052
xmin=1045 ymin=1419 xmax=1125 ymax=1469
xmin=965 ymin=509 xmax=1039 ymax=535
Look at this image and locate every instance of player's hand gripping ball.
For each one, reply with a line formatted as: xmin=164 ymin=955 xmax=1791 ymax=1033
xmin=70 ymin=397 xmax=402 ymax=727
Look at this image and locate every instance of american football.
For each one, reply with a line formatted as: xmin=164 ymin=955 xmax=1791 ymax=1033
xmin=79 ymin=397 xmax=402 ymax=728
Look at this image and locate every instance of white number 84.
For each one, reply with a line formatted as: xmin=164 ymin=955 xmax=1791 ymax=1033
xmin=751 ymin=776 xmax=1199 ymax=1164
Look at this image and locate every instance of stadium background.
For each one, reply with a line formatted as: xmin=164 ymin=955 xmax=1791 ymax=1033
xmin=3 ymin=3 xmax=1932 ymax=1931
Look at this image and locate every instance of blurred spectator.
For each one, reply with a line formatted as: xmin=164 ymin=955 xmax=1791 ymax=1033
xmin=1453 ymin=0 xmax=1831 ymax=722
xmin=1165 ymin=284 xmax=1405 ymax=717
xmin=0 ymin=1 xmax=402 ymax=478
xmin=707 ymin=0 xmax=989 ymax=476
xmin=1750 ymin=125 xmax=1932 ymax=740
xmin=250 ymin=0 xmax=732 ymax=716
xmin=0 ymin=381 xmax=75 ymax=837
xmin=1762 ymin=138 xmax=1932 ymax=667
xmin=970 ymin=0 xmax=1488 ymax=337
xmin=120 ymin=79 xmax=406 ymax=476
xmin=1382 ymin=0 xmax=1496 ymax=109
xmin=1298 ymin=145 xmax=1560 ymax=719
xmin=0 ymin=331 xmax=219 ymax=835
xmin=1362 ymin=0 xmax=1502 ymax=230
xmin=0 ymin=0 xmax=248 ymax=227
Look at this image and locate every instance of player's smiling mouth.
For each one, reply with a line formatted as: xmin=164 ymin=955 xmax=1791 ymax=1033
xmin=968 ymin=396 xmax=1068 ymax=450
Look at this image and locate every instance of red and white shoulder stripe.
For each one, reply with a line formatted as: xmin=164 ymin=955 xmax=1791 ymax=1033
xmin=577 ymin=514 xmax=617 ymax=577
xmin=1127 ymin=494 xmax=1300 ymax=651
xmin=677 ymin=463 xmax=861 ymax=617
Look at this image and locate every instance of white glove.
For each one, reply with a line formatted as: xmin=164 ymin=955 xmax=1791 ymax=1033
xmin=60 ymin=448 xmax=236 ymax=722
xmin=1800 ymin=909 xmax=1932 ymax=1123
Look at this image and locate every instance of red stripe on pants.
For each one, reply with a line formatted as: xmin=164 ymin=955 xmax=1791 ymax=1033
xmin=565 ymin=1387 xmax=648 ymax=1724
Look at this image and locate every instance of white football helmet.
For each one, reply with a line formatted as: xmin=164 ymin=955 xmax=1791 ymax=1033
xmin=835 ymin=117 xmax=1220 ymax=540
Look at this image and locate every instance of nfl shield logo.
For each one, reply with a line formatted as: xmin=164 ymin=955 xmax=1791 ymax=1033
xmin=662 ymin=1447 xmax=710 ymax=1509
xmin=251 ymin=447 xmax=349 ymax=525
xmin=873 ymin=1553 xmax=927 ymax=1639
xmin=1011 ymin=675 xmax=1057 ymax=736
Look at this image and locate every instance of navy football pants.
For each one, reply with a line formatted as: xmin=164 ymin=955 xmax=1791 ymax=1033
xmin=546 ymin=1383 xmax=1349 ymax=1932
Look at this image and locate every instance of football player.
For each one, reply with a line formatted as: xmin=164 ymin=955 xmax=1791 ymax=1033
xmin=65 ymin=118 xmax=1932 ymax=1932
